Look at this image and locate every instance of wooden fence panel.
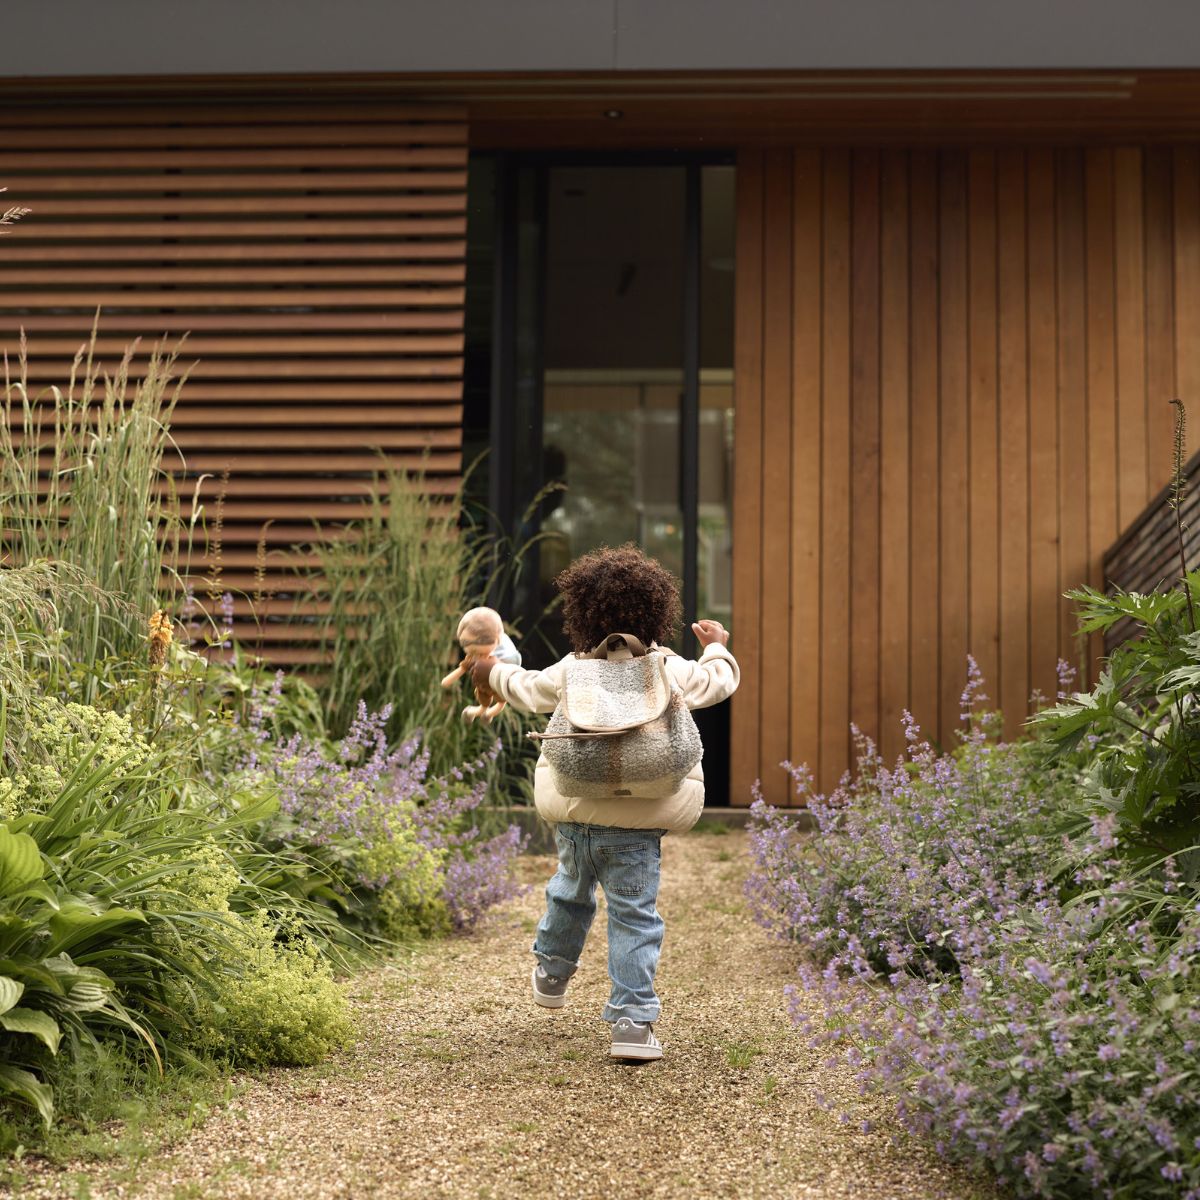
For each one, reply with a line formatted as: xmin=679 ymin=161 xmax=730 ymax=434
xmin=0 ymin=101 xmax=466 ymax=665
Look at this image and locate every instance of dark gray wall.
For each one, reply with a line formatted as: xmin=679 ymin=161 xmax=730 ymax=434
xmin=2 ymin=0 xmax=1199 ymax=76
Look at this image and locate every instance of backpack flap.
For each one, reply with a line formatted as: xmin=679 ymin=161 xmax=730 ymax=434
xmin=560 ymin=653 xmax=672 ymax=733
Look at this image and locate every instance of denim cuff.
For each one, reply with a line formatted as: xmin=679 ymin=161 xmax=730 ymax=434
xmin=532 ymin=944 xmax=580 ymax=979
xmin=602 ymin=1001 xmax=661 ymax=1024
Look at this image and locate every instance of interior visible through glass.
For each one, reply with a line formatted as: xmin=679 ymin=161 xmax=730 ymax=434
xmin=537 ymin=164 xmax=734 ymax=648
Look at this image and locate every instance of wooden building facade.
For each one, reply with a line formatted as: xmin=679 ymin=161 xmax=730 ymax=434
xmin=6 ymin=48 xmax=1200 ymax=805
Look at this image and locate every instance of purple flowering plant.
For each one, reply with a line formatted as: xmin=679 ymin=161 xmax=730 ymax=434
xmin=237 ymin=674 xmax=527 ymax=938
xmin=748 ymin=657 xmax=1200 ymax=1198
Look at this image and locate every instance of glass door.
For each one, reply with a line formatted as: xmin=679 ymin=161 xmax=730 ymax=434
xmin=483 ymin=156 xmax=735 ymax=797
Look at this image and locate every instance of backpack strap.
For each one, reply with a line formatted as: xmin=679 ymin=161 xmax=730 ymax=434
xmin=587 ymin=633 xmax=647 ymax=661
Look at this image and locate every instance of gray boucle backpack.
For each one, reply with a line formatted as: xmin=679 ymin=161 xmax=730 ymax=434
xmin=528 ymin=633 xmax=703 ymax=800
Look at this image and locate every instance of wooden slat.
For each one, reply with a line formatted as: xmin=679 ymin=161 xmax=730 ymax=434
xmin=1 ymin=123 xmax=469 ymax=149
xmin=878 ymin=149 xmax=910 ymax=761
xmin=1145 ymin=148 xmax=1178 ymax=495
xmin=3 ymin=216 xmax=466 ymax=240
xmin=167 ymin=404 xmax=464 ymax=427
xmin=1174 ymin=147 xmax=1200 ymax=464
xmin=968 ymin=150 xmax=1000 ymax=702
xmin=1056 ymin=151 xmax=1090 ymax=680
xmin=730 ymin=150 xmax=765 ymax=807
xmin=16 ymin=337 xmax=464 ymax=357
xmin=788 ymin=149 xmax=823 ymax=792
xmin=908 ymin=151 xmax=941 ymax=749
xmin=1114 ymin=147 xmax=1150 ymax=527
xmin=849 ymin=150 xmax=881 ymax=755
xmin=939 ymin=152 xmax=970 ymax=741
xmin=4 ymin=171 xmax=467 ymax=195
xmin=997 ymin=149 xmax=1030 ymax=733
xmin=819 ymin=150 xmax=852 ymax=793
xmin=19 ymin=358 xmax=463 ymax=380
xmin=1027 ymin=148 xmax=1061 ymax=704
xmin=0 ymin=264 xmax=466 ymax=285
xmin=0 ymin=146 xmax=466 ymax=170
xmin=759 ymin=150 xmax=794 ymax=807
xmin=1086 ymin=150 xmax=1119 ymax=671
xmin=8 ymin=102 xmax=467 ymax=127
xmin=8 ymin=312 xmax=463 ymax=332
xmin=0 ymin=241 xmax=467 ymax=263
xmin=0 ymin=288 xmax=464 ymax=310
xmin=12 ymin=195 xmax=467 ymax=218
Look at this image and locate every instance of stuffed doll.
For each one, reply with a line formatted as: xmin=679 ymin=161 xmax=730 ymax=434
xmin=440 ymin=606 xmax=520 ymax=722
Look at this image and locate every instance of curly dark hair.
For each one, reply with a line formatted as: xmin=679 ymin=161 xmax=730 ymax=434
xmin=555 ymin=544 xmax=682 ymax=654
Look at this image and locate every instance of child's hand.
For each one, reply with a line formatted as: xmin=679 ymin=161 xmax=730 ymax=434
xmin=692 ymin=619 xmax=729 ymax=648
xmin=470 ymin=656 xmax=498 ymax=688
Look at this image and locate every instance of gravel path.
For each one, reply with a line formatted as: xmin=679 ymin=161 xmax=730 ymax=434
xmin=10 ymin=830 xmax=999 ymax=1200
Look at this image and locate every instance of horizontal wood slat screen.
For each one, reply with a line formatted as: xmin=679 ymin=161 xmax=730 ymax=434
xmin=733 ymin=144 xmax=1200 ymax=806
xmin=1102 ymin=447 xmax=1200 ymax=653
xmin=0 ymin=101 xmax=467 ymax=665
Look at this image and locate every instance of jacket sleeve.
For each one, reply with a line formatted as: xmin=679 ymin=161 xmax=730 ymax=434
xmin=487 ymin=657 xmax=564 ymax=715
xmin=669 ymin=643 xmax=741 ymax=710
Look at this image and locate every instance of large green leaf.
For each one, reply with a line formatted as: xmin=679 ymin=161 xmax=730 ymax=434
xmin=0 ymin=1063 xmax=54 ymax=1126
xmin=0 ymin=975 xmax=24 ymax=1016
xmin=0 ymin=958 xmax=66 ymax=994
xmin=0 ymin=827 xmax=42 ymax=895
xmin=46 ymin=901 xmax=146 ymax=954
xmin=0 ymin=1007 xmax=61 ymax=1054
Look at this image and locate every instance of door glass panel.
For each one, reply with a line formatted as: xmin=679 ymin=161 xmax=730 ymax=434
xmin=539 ymin=166 xmax=687 ymax=627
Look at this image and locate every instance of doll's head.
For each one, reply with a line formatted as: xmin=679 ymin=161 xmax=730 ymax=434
xmin=456 ymin=606 xmax=504 ymax=655
xmin=555 ymin=544 xmax=681 ymax=655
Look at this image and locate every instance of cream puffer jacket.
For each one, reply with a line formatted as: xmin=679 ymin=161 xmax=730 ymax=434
xmin=487 ymin=642 xmax=740 ymax=834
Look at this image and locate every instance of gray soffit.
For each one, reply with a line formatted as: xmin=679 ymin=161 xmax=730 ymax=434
xmin=2 ymin=0 xmax=1200 ymax=78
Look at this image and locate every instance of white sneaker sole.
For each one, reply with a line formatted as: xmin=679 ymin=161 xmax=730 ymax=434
xmin=531 ymin=966 xmax=567 ymax=1009
xmin=610 ymin=1041 xmax=663 ymax=1061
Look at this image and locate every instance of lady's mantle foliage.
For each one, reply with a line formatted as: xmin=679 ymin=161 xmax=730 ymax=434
xmin=748 ymin=657 xmax=1200 ymax=1200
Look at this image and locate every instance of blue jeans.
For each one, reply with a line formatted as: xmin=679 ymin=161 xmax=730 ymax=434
xmin=532 ymin=822 xmax=666 ymax=1024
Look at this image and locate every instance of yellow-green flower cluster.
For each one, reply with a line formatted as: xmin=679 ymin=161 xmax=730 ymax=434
xmin=159 ymin=839 xmax=353 ymax=1067
xmin=0 ymin=698 xmax=152 ymax=819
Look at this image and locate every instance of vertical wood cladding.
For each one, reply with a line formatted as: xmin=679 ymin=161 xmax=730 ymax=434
xmin=733 ymin=145 xmax=1200 ymax=804
xmin=0 ymin=101 xmax=467 ymax=665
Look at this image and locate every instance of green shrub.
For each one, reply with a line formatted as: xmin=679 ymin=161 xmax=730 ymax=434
xmin=163 ymin=845 xmax=351 ymax=1067
xmin=1034 ymin=574 xmax=1200 ymax=873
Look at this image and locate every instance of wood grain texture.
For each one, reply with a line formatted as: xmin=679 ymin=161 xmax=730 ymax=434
xmin=0 ymin=100 xmax=467 ymax=667
xmin=730 ymin=150 xmax=766 ymax=806
xmin=997 ymin=149 xmax=1030 ymax=735
xmin=731 ymin=143 xmax=1185 ymax=800
xmin=878 ymin=149 xmax=911 ymax=762
xmin=849 ymin=150 xmax=882 ymax=761
xmin=1022 ymin=150 xmax=1060 ymax=710
xmin=819 ymin=151 xmax=852 ymax=793
xmin=788 ymin=150 xmax=824 ymax=797
xmin=758 ymin=150 xmax=795 ymax=805
xmin=967 ymin=150 xmax=1000 ymax=701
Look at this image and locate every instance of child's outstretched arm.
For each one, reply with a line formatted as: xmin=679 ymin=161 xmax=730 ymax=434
xmin=471 ymin=656 xmax=563 ymax=715
xmin=672 ymin=619 xmax=740 ymax=709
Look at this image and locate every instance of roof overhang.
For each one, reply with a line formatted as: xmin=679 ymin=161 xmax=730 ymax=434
xmin=7 ymin=70 xmax=1200 ymax=148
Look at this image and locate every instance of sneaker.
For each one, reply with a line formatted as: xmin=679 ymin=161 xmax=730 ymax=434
xmin=610 ymin=1018 xmax=663 ymax=1061
xmin=531 ymin=964 xmax=569 ymax=1008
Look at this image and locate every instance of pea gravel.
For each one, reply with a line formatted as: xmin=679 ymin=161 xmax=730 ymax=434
xmin=8 ymin=831 xmax=1003 ymax=1200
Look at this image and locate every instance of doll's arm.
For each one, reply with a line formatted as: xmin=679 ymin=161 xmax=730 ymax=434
xmin=441 ymin=661 xmax=468 ymax=689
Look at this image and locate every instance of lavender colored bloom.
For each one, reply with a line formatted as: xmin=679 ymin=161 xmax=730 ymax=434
xmin=746 ymin=657 xmax=1200 ymax=1200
